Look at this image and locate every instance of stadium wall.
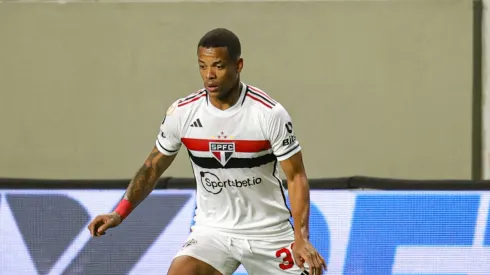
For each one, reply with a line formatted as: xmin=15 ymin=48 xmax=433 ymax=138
xmin=0 ymin=177 xmax=490 ymax=274
xmin=0 ymin=0 xmax=475 ymax=180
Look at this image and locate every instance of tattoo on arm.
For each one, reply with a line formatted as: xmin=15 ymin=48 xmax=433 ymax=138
xmin=123 ymin=147 xmax=174 ymax=208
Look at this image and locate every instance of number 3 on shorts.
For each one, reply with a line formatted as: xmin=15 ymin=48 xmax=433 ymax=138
xmin=275 ymin=243 xmax=295 ymax=270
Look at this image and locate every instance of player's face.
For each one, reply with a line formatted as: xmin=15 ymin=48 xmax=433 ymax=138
xmin=197 ymin=46 xmax=243 ymax=99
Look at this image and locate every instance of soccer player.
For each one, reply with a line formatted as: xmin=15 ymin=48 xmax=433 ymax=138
xmin=88 ymin=28 xmax=327 ymax=275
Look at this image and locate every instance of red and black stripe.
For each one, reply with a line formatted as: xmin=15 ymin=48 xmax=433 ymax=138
xmin=182 ymin=138 xmax=276 ymax=169
xmin=178 ymin=90 xmax=206 ymax=107
xmin=246 ymin=86 xmax=277 ymax=109
xmin=180 ymin=90 xmax=205 ymax=102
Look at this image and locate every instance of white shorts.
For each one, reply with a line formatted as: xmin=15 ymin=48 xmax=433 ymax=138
xmin=174 ymin=228 xmax=308 ymax=275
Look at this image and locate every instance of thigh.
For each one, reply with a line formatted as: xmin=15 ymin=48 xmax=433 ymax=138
xmin=241 ymin=236 xmax=311 ymax=275
xmin=169 ymin=229 xmax=241 ymax=275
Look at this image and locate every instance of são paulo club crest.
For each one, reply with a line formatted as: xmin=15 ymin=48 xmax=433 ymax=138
xmin=209 ymin=130 xmax=235 ymax=166
xmin=209 ymin=142 xmax=235 ymax=166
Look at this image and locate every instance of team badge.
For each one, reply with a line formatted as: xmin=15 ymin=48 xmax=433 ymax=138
xmin=209 ymin=142 xmax=235 ymax=166
xmin=166 ymin=102 xmax=177 ymax=115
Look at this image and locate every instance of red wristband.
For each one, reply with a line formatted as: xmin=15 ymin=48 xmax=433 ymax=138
xmin=114 ymin=199 xmax=133 ymax=220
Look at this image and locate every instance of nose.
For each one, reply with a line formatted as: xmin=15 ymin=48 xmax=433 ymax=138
xmin=205 ymin=67 xmax=216 ymax=80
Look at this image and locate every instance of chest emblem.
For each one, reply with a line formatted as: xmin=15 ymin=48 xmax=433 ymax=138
xmin=209 ymin=130 xmax=236 ymax=166
xmin=209 ymin=142 xmax=235 ymax=166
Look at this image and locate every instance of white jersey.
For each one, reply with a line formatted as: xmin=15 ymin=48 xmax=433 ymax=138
xmin=155 ymin=83 xmax=301 ymax=240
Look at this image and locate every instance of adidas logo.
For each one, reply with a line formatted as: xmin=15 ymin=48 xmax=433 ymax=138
xmin=190 ymin=118 xmax=203 ymax=128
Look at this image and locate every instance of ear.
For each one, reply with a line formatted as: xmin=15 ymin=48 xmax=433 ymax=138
xmin=236 ymin=58 xmax=244 ymax=73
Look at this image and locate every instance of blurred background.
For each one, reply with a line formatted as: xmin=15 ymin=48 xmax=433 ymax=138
xmin=1 ymin=0 xmax=490 ymax=274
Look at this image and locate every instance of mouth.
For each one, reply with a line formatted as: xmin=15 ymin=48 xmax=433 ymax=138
xmin=206 ymin=85 xmax=219 ymax=93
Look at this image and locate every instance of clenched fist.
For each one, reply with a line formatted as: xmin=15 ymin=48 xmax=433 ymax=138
xmin=87 ymin=212 xmax=123 ymax=237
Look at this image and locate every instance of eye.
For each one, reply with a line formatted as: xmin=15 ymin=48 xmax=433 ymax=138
xmin=199 ymin=65 xmax=205 ymax=69
xmin=216 ymin=65 xmax=224 ymax=70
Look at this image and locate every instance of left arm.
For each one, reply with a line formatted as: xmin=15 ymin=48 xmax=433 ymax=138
xmin=281 ymin=151 xmax=327 ymax=274
xmin=267 ymin=103 xmax=326 ymax=274
xmin=280 ymin=151 xmax=310 ymax=241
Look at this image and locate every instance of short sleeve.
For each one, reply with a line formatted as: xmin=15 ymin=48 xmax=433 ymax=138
xmin=267 ymin=103 xmax=301 ymax=161
xmin=155 ymin=101 xmax=181 ymax=156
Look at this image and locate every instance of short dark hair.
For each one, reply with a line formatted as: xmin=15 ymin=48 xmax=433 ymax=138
xmin=197 ymin=28 xmax=241 ymax=60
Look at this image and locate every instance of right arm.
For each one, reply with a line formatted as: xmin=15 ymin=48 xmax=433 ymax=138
xmin=115 ymin=100 xmax=182 ymax=218
xmin=120 ymin=146 xmax=176 ymax=210
xmin=88 ymin=101 xmax=181 ymax=236
xmin=88 ymin=148 xmax=176 ymax=237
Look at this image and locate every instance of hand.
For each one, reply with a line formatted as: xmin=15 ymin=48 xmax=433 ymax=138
xmin=87 ymin=212 xmax=123 ymax=237
xmin=292 ymin=238 xmax=327 ymax=275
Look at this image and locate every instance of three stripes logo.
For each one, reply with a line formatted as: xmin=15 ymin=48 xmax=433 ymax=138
xmin=190 ymin=118 xmax=203 ymax=128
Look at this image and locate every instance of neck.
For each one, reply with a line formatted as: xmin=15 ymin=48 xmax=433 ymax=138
xmin=209 ymin=80 xmax=242 ymax=111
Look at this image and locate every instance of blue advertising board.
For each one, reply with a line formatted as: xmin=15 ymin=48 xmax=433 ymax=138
xmin=0 ymin=190 xmax=488 ymax=274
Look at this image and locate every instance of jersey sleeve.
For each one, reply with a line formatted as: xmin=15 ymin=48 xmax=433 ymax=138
xmin=155 ymin=101 xmax=182 ymax=156
xmin=267 ymin=103 xmax=302 ymax=161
